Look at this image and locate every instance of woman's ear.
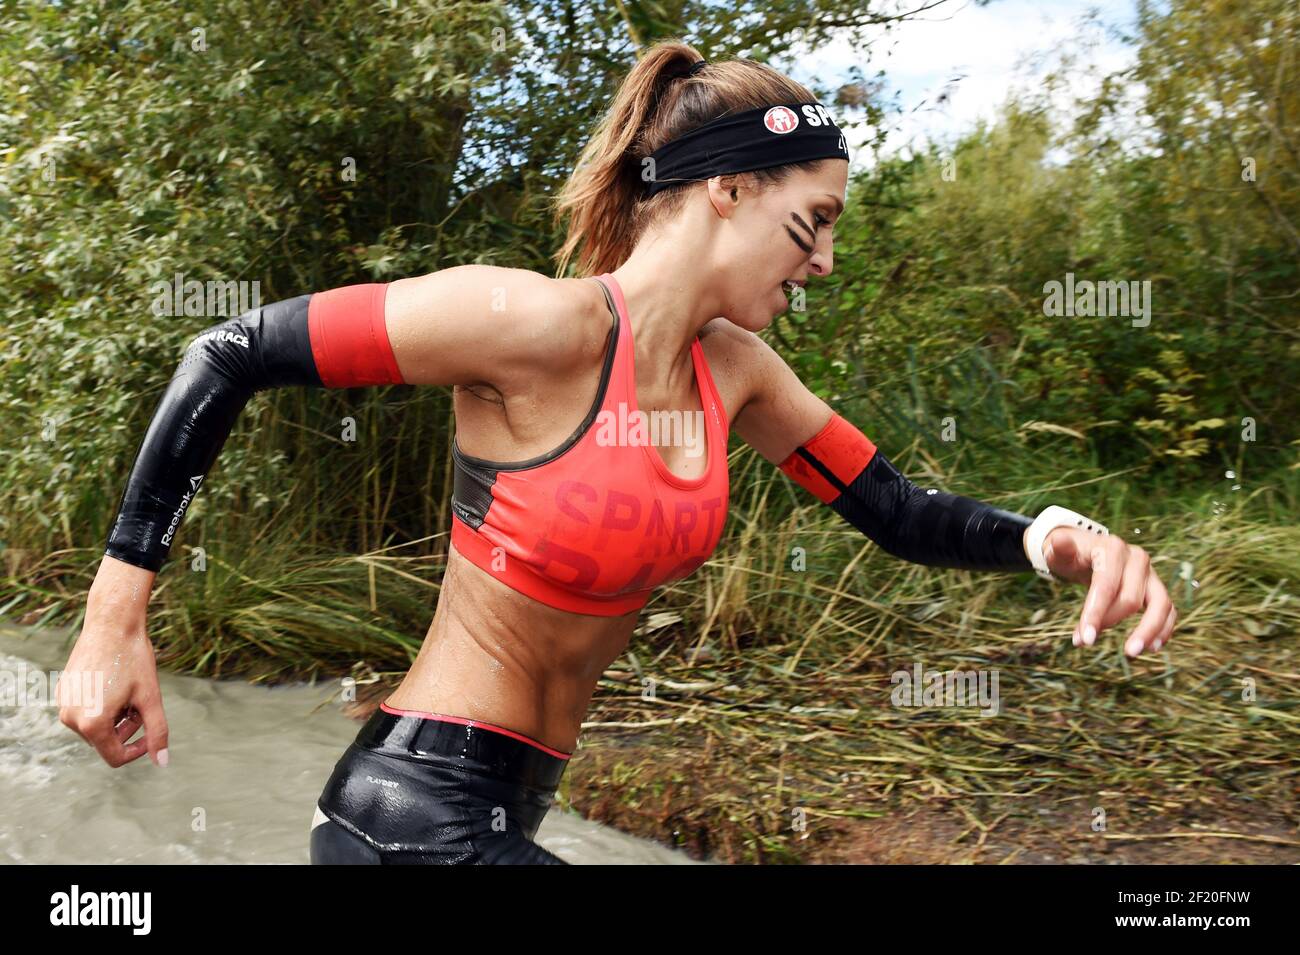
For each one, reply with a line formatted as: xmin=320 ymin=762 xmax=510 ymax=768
xmin=707 ymin=175 xmax=742 ymax=219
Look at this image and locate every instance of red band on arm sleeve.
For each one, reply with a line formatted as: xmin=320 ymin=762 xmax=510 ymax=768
xmin=777 ymin=413 xmax=878 ymax=504
xmin=307 ymin=283 xmax=405 ymax=387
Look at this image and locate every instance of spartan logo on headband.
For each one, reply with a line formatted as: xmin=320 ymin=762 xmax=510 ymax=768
xmin=765 ymin=106 xmax=800 ymax=133
xmin=642 ymin=100 xmax=849 ymax=198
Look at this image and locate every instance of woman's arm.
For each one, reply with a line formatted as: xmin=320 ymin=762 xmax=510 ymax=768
xmin=729 ymin=328 xmax=1177 ymax=657
xmin=731 ymin=331 xmax=1035 ymax=572
xmin=104 ymin=265 xmax=567 ymax=572
xmin=71 ymin=265 xmax=572 ymax=768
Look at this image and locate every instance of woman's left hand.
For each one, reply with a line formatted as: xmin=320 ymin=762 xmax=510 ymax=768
xmin=1040 ymin=527 xmax=1178 ymax=657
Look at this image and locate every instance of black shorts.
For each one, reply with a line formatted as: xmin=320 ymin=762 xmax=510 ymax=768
xmin=310 ymin=703 xmax=571 ymax=864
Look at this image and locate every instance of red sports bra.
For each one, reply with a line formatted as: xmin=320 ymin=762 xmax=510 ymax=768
xmin=449 ymin=272 xmax=730 ymax=616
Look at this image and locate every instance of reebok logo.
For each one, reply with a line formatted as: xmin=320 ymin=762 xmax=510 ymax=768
xmin=160 ymin=475 xmax=204 ymax=546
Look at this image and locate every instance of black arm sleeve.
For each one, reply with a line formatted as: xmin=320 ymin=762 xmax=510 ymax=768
xmin=104 ymin=296 xmax=321 ymax=571
xmin=780 ymin=415 xmax=1036 ymax=573
xmin=829 ymin=449 xmax=1035 ymax=572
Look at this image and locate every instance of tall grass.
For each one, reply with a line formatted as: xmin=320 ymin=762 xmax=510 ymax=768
xmin=4 ymin=318 xmax=1295 ymax=862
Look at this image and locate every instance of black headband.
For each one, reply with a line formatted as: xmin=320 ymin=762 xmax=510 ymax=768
xmin=642 ymin=101 xmax=848 ymax=198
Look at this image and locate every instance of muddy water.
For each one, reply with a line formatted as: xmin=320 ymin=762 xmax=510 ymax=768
xmin=0 ymin=624 xmax=704 ymax=864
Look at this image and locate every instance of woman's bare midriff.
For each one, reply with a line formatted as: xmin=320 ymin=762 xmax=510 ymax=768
xmin=383 ymin=544 xmax=641 ymax=754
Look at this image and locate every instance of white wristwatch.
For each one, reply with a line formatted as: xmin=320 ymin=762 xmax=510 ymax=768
xmin=1024 ymin=505 xmax=1110 ymax=580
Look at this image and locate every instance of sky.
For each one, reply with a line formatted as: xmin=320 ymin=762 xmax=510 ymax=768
xmin=783 ymin=0 xmax=1142 ymax=164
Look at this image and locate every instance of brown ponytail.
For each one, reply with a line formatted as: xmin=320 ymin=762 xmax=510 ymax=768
xmin=550 ymin=40 xmax=822 ymax=279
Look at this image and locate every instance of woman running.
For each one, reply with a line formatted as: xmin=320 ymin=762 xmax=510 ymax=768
xmin=60 ymin=43 xmax=1178 ymax=864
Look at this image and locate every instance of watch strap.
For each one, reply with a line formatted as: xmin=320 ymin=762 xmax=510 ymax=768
xmin=1025 ymin=505 xmax=1110 ymax=580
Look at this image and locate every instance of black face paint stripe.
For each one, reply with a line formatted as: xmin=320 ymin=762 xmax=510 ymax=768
xmin=784 ymin=224 xmax=813 ymax=253
xmin=790 ymin=212 xmax=815 ymax=239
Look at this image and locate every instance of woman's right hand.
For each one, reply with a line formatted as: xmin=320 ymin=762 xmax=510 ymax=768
xmin=58 ymin=557 xmax=169 ymax=768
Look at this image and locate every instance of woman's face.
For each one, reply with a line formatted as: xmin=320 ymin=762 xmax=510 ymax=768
xmin=711 ymin=158 xmax=849 ymax=332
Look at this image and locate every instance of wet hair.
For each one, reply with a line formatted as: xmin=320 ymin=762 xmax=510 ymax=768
xmin=550 ymin=40 xmax=826 ymax=278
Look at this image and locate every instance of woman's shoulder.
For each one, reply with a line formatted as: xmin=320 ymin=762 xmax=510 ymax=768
xmin=460 ymin=266 xmax=612 ymax=373
xmin=539 ymin=271 xmax=621 ymax=371
xmin=383 ymin=265 xmax=608 ymax=389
